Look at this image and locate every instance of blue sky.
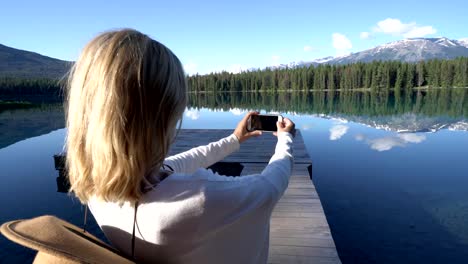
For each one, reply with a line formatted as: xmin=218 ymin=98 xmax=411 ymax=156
xmin=1 ymin=0 xmax=467 ymax=75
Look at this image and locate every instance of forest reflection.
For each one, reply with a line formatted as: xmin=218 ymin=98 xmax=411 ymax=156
xmin=1 ymin=89 xmax=466 ymax=150
xmin=188 ymin=89 xmax=467 ymax=117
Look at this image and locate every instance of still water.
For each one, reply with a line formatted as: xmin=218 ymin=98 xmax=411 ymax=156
xmin=0 ymin=90 xmax=467 ymax=263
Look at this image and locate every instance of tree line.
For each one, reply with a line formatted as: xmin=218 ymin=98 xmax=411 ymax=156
xmin=0 ymin=77 xmax=64 ymax=104
xmin=1 ymin=58 xmax=467 ymax=99
xmin=187 ymin=57 xmax=468 ymax=92
xmin=0 ymin=77 xmax=62 ymax=96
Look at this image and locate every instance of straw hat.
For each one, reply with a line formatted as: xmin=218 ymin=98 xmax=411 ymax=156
xmin=1 ymin=215 xmax=135 ymax=264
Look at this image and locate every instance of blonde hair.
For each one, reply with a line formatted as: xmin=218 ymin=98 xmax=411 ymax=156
xmin=65 ymin=29 xmax=187 ymax=204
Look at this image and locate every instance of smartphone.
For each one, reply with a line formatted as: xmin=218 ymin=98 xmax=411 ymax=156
xmin=247 ymin=114 xmax=283 ymax=132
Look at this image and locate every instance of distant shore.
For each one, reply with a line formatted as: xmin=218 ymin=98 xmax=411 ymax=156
xmin=187 ymin=86 xmax=468 ymax=93
xmin=0 ymin=100 xmax=36 ymax=111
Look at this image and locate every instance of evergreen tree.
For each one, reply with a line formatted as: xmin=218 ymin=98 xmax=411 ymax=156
xmin=406 ymin=64 xmax=415 ymax=90
xmin=416 ymin=61 xmax=426 ymax=87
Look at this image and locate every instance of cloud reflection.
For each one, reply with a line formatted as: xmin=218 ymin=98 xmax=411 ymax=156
xmin=358 ymin=133 xmax=426 ymax=151
xmin=329 ymin=125 xmax=349 ymax=140
xmin=355 ymin=133 xmax=365 ymax=141
xmin=185 ymin=109 xmax=200 ymax=120
xmin=302 ymin=123 xmax=314 ymax=131
xmin=368 ymin=137 xmax=406 ymax=151
xmin=229 ymin=108 xmax=245 ymax=116
xmin=398 ymin=133 xmax=426 ymax=143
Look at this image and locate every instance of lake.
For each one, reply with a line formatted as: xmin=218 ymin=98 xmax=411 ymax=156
xmin=1 ymin=90 xmax=467 ymax=263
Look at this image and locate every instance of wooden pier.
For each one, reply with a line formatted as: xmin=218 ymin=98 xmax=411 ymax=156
xmin=170 ymin=129 xmax=341 ymax=264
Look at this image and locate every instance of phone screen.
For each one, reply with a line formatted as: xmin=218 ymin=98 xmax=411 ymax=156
xmin=249 ymin=115 xmax=279 ymax=131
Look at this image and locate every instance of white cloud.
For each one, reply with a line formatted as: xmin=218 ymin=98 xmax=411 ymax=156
xmin=372 ymin=18 xmax=436 ymax=38
xmin=403 ymin=26 xmax=437 ymax=38
xmin=185 ymin=109 xmax=200 ymax=120
xmin=359 ymin=133 xmax=426 ymax=151
xmin=360 ymin=32 xmax=371 ymax=39
xmin=329 ymin=124 xmax=349 ymax=140
xmin=374 ymin=18 xmax=412 ymax=35
xmin=303 ymin=45 xmax=313 ymax=52
xmin=229 ymin=108 xmax=245 ymax=116
xmin=183 ymin=62 xmax=198 ymax=75
xmin=332 ymin=33 xmax=352 ymax=56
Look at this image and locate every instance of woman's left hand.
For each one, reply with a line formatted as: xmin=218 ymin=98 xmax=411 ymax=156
xmin=233 ymin=111 xmax=262 ymax=143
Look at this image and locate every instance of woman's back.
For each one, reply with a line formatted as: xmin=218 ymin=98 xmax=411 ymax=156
xmin=90 ymin=132 xmax=294 ymax=264
xmin=66 ymin=29 xmax=295 ymax=264
xmin=90 ymin=172 xmax=273 ymax=263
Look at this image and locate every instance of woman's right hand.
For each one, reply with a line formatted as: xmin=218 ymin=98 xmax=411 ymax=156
xmin=233 ymin=111 xmax=263 ymax=143
xmin=276 ymin=118 xmax=296 ymax=137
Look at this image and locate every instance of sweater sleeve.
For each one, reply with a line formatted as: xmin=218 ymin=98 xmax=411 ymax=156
xmin=164 ymin=134 xmax=240 ymax=174
xmin=204 ymin=131 xmax=293 ymax=200
xmin=259 ymin=131 xmax=294 ymax=196
xmin=198 ymin=132 xmax=294 ymax=232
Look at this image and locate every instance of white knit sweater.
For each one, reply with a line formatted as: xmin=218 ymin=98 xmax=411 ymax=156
xmin=89 ymin=132 xmax=294 ymax=264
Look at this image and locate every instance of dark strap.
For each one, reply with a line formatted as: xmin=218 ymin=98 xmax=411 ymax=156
xmin=162 ymin=163 xmax=174 ymax=172
xmin=83 ymin=204 xmax=88 ymax=233
xmin=131 ymin=167 xmax=173 ymax=259
xmin=131 ymin=201 xmax=138 ymax=259
xmin=82 ymin=202 xmax=138 ymax=259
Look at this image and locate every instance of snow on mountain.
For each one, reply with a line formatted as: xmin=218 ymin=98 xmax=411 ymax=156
xmin=311 ymin=56 xmax=334 ymax=63
xmin=435 ymin=37 xmax=457 ymax=47
xmin=458 ymin=38 xmax=468 ymax=48
xmin=304 ymin=37 xmax=468 ymax=66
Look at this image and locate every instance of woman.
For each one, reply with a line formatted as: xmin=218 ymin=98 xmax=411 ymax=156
xmin=66 ymin=29 xmax=295 ymax=264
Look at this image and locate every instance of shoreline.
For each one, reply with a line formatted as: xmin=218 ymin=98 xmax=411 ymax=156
xmin=188 ymin=86 xmax=468 ymax=93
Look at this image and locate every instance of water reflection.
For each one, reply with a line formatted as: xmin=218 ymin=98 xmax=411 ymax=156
xmin=188 ymin=90 xmax=467 ymax=134
xmin=0 ymin=104 xmax=64 ymax=149
xmin=183 ymin=91 xmax=468 ymax=263
xmin=188 ymin=89 xmax=467 ymax=118
xmin=185 ymin=108 xmax=200 ymax=120
xmin=229 ymin=108 xmax=245 ymax=116
xmin=329 ymin=124 xmax=350 ymax=140
xmin=301 ymin=124 xmax=312 ymax=131
xmin=1 ymin=90 xmax=467 ymax=263
xmin=356 ymin=133 xmax=427 ymax=151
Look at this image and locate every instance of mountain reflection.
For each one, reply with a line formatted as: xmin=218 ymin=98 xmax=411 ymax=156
xmin=188 ymin=89 xmax=467 ymax=133
xmin=1 ymin=89 xmax=466 ymax=150
xmin=0 ymin=104 xmax=64 ymax=149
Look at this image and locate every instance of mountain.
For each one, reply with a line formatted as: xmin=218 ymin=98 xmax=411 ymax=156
xmin=306 ymin=37 xmax=468 ymax=66
xmin=0 ymin=43 xmax=70 ymax=79
xmin=458 ymin=38 xmax=468 ymax=48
